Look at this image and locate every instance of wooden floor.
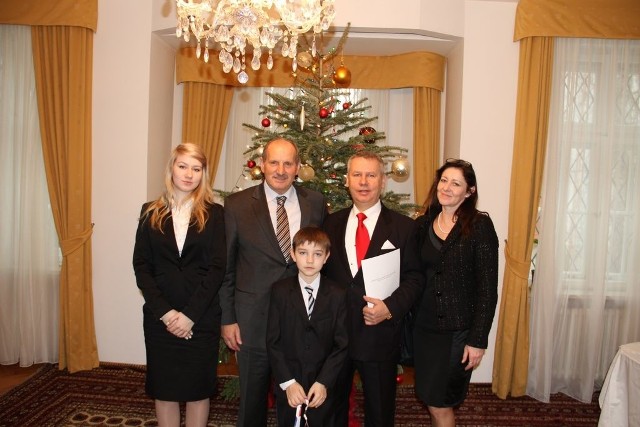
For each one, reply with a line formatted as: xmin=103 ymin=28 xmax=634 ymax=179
xmin=0 ymin=364 xmax=43 ymax=396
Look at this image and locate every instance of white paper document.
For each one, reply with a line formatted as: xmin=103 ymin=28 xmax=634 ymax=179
xmin=361 ymin=249 xmax=400 ymax=307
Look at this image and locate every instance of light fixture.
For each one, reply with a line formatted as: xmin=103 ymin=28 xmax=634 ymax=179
xmin=175 ymin=0 xmax=336 ymax=84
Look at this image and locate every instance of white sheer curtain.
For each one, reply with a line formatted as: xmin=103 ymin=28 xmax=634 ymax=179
xmin=527 ymin=38 xmax=640 ymax=403
xmin=213 ymin=87 xmax=414 ymax=198
xmin=0 ymin=25 xmax=60 ymax=366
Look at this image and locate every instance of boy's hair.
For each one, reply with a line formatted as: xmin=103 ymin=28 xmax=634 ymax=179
xmin=292 ymin=226 xmax=331 ymax=253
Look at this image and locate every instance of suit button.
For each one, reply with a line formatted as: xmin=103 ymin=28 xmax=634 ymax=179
xmin=438 ymin=314 xmax=444 ymax=319
xmin=305 ymin=345 xmax=310 ymax=350
xmin=306 ymin=326 xmax=312 ymax=332
xmin=436 ymin=291 xmax=442 ymax=297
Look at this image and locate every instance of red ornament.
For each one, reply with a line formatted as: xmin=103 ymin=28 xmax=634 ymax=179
xmin=359 ymin=126 xmax=376 ymax=143
xmin=343 ymin=102 xmax=351 ymax=110
xmin=247 ymin=160 xmax=256 ymax=168
xmin=261 ymin=117 xmax=271 ymax=127
xmin=319 ymin=107 xmax=329 ymax=118
xmin=396 ymin=374 xmax=404 ymax=384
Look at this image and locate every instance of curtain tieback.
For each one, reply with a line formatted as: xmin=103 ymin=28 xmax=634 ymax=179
xmin=60 ymin=224 xmax=94 ymax=257
xmin=504 ymin=240 xmax=531 ymax=280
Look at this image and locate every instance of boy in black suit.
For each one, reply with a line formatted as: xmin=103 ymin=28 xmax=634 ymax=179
xmin=267 ymin=227 xmax=348 ymax=427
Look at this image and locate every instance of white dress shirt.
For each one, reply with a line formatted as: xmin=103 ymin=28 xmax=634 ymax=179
xmin=264 ymin=184 xmax=301 ymax=247
xmin=345 ymin=200 xmax=382 ymax=277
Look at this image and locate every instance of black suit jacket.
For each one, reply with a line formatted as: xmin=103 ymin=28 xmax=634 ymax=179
xmin=220 ymin=183 xmax=328 ymax=348
xmin=322 ymin=204 xmax=424 ymax=361
xmin=133 ymin=202 xmax=226 ymax=332
xmin=267 ymin=275 xmax=348 ymax=391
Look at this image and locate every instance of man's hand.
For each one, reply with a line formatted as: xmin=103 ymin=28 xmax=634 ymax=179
xmin=285 ymin=382 xmax=307 ymax=408
xmin=362 ymin=296 xmax=392 ymax=325
xmin=307 ymin=382 xmax=327 ymax=408
xmin=221 ymin=323 xmax=242 ymax=351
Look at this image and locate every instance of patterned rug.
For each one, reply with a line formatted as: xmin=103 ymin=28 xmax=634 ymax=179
xmin=0 ymin=363 xmax=600 ymax=426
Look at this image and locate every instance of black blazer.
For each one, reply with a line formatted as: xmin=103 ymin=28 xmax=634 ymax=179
xmin=322 ymin=204 xmax=424 ymax=361
xmin=220 ymin=183 xmax=328 ymax=348
xmin=133 ymin=202 xmax=226 ymax=332
xmin=415 ymin=207 xmax=499 ymax=348
xmin=267 ymin=275 xmax=348 ymax=391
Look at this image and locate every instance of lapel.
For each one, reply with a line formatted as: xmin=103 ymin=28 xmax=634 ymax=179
xmin=297 ymin=186 xmax=311 ymax=227
xmin=251 ymin=183 xmax=285 ymax=259
xmin=311 ymin=277 xmax=330 ymax=321
xmin=366 ymin=204 xmax=393 ymax=259
xmin=288 ymin=277 xmax=311 ymax=322
xmin=161 ymin=214 xmax=181 ymax=258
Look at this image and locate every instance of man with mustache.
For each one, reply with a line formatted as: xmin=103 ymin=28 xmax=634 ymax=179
xmin=220 ymin=138 xmax=328 ymax=426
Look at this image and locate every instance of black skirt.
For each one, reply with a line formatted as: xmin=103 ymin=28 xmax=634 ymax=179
xmin=144 ymin=316 xmax=220 ymax=402
xmin=413 ymin=324 xmax=472 ymax=408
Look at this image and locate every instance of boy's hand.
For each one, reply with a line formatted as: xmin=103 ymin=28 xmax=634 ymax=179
xmin=307 ymin=382 xmax=327 ymax=408
xmin=285 ymin=382 xmax=307 ymax=408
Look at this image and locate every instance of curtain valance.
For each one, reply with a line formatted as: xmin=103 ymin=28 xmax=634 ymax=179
xmin=176 ymin=49 xmax=445 ymax=91
xmin=514 ymin=0 xmax=640 ymax=41
xmin=0 ymin=0 xmax=97 ymax=32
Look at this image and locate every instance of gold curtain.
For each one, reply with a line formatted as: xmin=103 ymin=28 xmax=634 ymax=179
xmin=493 ymin=0 xmax=640 ymax=398
xmin=31 ymin=25 xmax=99 ymax=373
xmin=0 ymin=0 xmax=99 ymax=372
xmin=176 ymin=48 xmax=445 ymax=203
xmin=492 ymin=37 xmax=553 ymax=398
xmin=413 ymin=87 xmax=440 ymax=206
xmin=182 ymin=82 xmax=234 ymax=184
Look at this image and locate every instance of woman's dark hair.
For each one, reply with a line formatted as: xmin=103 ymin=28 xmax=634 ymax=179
xmin=424 ymin=159 xmax=483 ymax=236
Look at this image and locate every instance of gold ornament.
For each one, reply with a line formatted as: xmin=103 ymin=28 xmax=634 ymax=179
xmin=298 ymin=164 xmax=316 ymax=181
xmin=250 ymin=166 xmax=263 ymax=180
xmin=391 ymin=158 xmax=410 ymax=177
xmin=333 ymin=65 xmax=351 ymax=87
xmin=297 ymin=51 xmax=313 ymax=68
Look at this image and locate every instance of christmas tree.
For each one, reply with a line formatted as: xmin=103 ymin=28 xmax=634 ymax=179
xmin=231 ymin=27 xmax=415 ymax=214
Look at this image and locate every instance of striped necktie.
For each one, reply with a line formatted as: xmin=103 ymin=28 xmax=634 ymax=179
xmin=304 ymin=286 xmax=315 ymax=319
xmin=276 ymin=196 xmax=291 ymax=262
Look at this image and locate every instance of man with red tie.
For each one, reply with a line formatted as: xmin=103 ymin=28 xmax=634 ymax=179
xmin=322 ymin=151 xmax=425 ymax=427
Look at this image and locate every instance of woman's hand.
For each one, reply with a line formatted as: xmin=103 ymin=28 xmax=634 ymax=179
xmin=165 ymin=312 xmax=194 ymax=339
xmin=462 ymin=345 xmax=485 ymax=370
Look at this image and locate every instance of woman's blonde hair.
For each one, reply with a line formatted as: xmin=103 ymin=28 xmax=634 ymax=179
xmin=142 ymin=143 xmax=214 ymax=232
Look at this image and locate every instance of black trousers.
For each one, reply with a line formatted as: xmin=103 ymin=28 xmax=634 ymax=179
xmin=333 ymin=358 xmax=398 ymax=427
xmin=236 ymin=344 xmax=271 ymax=427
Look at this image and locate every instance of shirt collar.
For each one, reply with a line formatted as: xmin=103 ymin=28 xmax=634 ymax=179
xmin=264 ymin=183 xmax=295 ymax=203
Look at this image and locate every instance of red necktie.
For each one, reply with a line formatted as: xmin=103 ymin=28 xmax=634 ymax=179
xmin=356 ymin=212 xmax=370 ymax=269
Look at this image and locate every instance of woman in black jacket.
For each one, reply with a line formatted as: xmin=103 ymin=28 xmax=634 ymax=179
xmin=413 ymin=159 xmax=498 ymax=427
xmin=133 ymin=143 xmax=226 ymax=427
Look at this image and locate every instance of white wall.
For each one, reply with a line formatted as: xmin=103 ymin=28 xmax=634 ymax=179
xmin=91 ymin=0 xmax=520 ymax=383
xmin=457 ymin=0 xmax=519 ymax=382
xmin=92 ymin=0 xmax=154 ymax=364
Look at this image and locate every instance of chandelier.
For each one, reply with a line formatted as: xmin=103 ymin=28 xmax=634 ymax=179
xmin=175 ymin=0 xmax=336 ymax=84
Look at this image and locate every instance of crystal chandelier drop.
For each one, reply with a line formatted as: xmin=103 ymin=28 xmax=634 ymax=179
xmin=175 ymin=0 xmax=336 ymax=84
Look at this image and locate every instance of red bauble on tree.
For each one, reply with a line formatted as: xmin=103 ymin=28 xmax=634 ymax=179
xmin=247 ymin=159 xmax=256 ymax=168
xmin=261 ymin=117 xmax=271 ymax=127
xmin=359 ymin=126 xmax=376 ymax=143
xmin=343 ymin=102 xmax=351 ymax=110
xmin=319 ymin=107 xmax=329 ymax=118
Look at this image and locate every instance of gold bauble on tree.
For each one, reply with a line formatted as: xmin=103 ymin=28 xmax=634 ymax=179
xmin=297 ymin=51 xmax=313 ymax=69
xmin=250 ymin=166 xmax=263 ymax=180
xmin=391 ymin=158 xmax=410 ymax=177
xmin=298 ymin=164 xmax=316 ymax=181
xmin=333 ymin=65 xmax=351 ymax=87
